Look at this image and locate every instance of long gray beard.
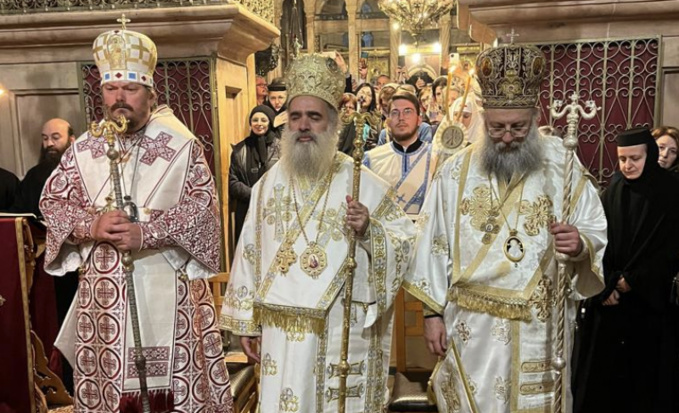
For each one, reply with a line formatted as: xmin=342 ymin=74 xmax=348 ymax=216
xmin=280 ymin=125 xmax=340 ymax=181
xmin=479 ymin=123 xmax=543 ymax=182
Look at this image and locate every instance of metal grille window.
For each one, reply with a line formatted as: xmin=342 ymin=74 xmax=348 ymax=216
xmin=536 ymin=38 xmax=660 ymax=186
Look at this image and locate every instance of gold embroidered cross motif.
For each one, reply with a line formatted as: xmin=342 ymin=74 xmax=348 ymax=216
xmin=432 ymin=235 xmax=449 ymax=256
xmin=279 ymin=388 xmax=300 ymax=412
xmin=460 ymin=185 xmax=501 ymax=244
xmin=491 ymin=319 xmax=511 ymax=345
xmin=455 ymin=321 xmax=472 ymax=345
xmin=520 ymin=195 xmax=556 ymax=236
xmin=262 ymin=353 xmax=278 ymax=376
xmin=440 ymin=368 xmax=462 ymax=412
xmin=494 ymin=376 xmax=511 ymax=403
xmin=224 ymin=285 xmax=254 ymax=311
xmin=316 ymin=207 xmax=347 ymax=245
xmin=528 ymin=277 xmax=555 ymax=322
xmin=263 ymin=184 xmax=294 ymax=242
xmin=243 ymin=244 xmax=257 ymax=266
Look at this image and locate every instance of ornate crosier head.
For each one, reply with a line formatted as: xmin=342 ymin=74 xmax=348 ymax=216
xmin=285 ymin=54 xmax=345 ymax=108
xmin=93 ymin=15 xmax=158 ymax=87
xmin=476 ymin=41 xmax=546 ymax=109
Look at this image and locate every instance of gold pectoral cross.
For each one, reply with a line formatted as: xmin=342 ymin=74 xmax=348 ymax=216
xmin=480 ymin=208 xmax=501 ymax=244
xmin=275 ymin=240 xmax=297 ymax=275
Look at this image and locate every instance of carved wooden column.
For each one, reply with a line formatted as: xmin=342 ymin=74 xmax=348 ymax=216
xmin=389 ymin=18 xmax=400 ymax=79
xmin=346 ymin=0 xmax=358 ymax=78
xmin=270 ymin=0 xmax=284 ymax=80
xmin=303 ymin=0 xmax=316 ymax=53
xmin=439 ymin=14 xmax=452 ymax=73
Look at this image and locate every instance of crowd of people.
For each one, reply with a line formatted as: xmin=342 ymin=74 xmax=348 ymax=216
xmin=2 ymin=23 xmax=678 ymax=413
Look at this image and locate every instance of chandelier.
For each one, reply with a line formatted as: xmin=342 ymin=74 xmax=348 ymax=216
xmin=378 ymin=0 xmax=455 ymax=44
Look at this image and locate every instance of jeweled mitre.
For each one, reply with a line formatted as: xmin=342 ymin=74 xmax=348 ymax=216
xmin=285 ymin=54 xmax=345 ymax=107
xmin=475 ymin=43 xmax=546 ymax=108
xmin=93 ymin=28 xmax=157 ymax=87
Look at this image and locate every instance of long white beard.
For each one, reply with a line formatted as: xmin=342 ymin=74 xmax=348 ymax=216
xmin=280 ymin=125 xmax=340 ymax=181
xmin=479 ymin=122 xmax=543 ymax=182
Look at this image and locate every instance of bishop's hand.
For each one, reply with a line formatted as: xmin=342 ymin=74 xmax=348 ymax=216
xmin=345 ymin=195 xmax=369 ymax=237
xmin=424 ymin=316 xmax=447 ymax=357
xmin=91 ymin=210 xmax=142 ymax=252
xmin=550 ymin=222 xmax=583 ymax=257
xmin=240 ymin=336 xmax=261 ymax=363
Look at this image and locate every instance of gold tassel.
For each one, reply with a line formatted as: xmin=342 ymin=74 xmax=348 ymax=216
xmin=253 ymin=306 xmax=326 ymax=336
xmin=449 ymin=287 xmax=532 ymax=322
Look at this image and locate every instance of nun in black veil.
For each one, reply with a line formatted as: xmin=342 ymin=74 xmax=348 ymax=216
xmin=573 ymin=128 xmax=679 ymax=413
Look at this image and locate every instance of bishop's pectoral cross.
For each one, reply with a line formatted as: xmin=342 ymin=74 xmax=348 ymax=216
xmin=274 ymin=239 xmax=297 ymax=275
xmin=481 ymin=207 xmax=501 ymax=244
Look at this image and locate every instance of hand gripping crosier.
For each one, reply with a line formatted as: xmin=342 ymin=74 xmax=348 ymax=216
xmin=90 ymin=115 xmax=153 ymax=413
xmin=337 ymin=108 xmax=381 ymax=413
xmin=548 ymin=93 xmax=599 ymax=413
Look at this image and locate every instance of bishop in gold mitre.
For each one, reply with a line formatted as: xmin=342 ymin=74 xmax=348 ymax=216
xmin=220 ymin=53 xmax=417 ymax=412
xmin=404 ymin=39 xmax=608 ymax=412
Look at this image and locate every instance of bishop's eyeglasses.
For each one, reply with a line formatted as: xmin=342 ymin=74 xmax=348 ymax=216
xmin=486 ymin=124 xmax=531 ymax=138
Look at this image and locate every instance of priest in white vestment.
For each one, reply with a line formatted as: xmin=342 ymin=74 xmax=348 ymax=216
xmin=404 ymin=41 xmax=607 ymax=413
xmin=40 ymin=24 xmax=232 ymax=412
xmin=364 ymin=89 xmax=434 ymax=217
xmin=220 ymin=54 xmax=417 ymax=412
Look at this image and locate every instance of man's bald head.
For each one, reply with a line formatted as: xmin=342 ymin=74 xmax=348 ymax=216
xmin=41 ymin=118 xmax=75 ymax=163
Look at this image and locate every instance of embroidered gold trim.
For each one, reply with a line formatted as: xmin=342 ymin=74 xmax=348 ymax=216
xmin=218 ymin=314 xmax=260 ymax=335
xmin=253 ymin=303 xmax=326 ymax=335
xmin=403 ymin=280 xmax=445 ymax=314
xmin=521 ymin=359 xmax=553 ymax=373
xmin=448 ymin=287 xmax=532 ymax=321
xmin=519 ymin=380 xmax=556 ymax=395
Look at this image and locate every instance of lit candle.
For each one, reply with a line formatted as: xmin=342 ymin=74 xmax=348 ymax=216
xmin=455 ymin=68 xmax=475 ymax=123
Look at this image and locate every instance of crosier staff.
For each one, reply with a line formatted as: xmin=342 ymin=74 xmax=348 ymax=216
xmin=337 ymin=107 xmax=381 ymax=413
xmin=548 ymin=93 xmax=599 ymax=413
xmin=90 ymin=115 xmax=151 ymax=413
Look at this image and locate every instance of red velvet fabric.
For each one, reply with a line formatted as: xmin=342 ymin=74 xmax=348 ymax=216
xmin=0 ymin=218 xmax=33 ymax=413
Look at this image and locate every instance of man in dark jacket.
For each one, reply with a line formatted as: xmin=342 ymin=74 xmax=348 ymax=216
xmin=10 ymin=118 xmax=75 ymax=217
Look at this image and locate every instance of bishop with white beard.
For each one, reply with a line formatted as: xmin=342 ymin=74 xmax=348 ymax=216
xmin=220 ymin=54 xmax=417 ymax=412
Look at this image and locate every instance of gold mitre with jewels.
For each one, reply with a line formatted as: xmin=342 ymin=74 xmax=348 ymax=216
xmin=285 ymin=54 xmax=345 ymax=107
xmin=475 ymin=41 xmax=546 ymax=108
xmin=92 ymin=20 xmax=157 ymax=87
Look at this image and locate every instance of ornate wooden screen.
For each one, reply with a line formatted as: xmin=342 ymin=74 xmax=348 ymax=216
xmin=80 ymin=59 xmax=217 ymax=174
xmin=536 ymin=38 xmax=659 ymax=186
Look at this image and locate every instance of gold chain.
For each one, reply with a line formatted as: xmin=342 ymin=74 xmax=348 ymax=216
xmin=290 ymin=159 xmax=336 ymax=246
xmin=487 ymin=174 xmax=524 ymax=234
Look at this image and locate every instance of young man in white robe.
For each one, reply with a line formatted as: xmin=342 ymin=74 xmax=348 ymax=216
xmin=404 ymin=41 xmax=608 ymax=413
xmin=40 ymin=24 xmax=232 ymax=412
xmin=220 ymin=54 xmax=417 ymax=412
xmin=364 ymin=89 xmax=434 ymax=217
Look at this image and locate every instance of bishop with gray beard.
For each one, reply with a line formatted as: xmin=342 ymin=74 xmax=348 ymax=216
xmin=404 ymin=41 xmax=608 ymax=413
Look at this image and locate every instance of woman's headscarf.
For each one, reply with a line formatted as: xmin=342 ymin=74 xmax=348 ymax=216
xmin=247 ymin=105 xmax=278 ymax=166
xmin=450 ymin=96 xmax=483 ymax=144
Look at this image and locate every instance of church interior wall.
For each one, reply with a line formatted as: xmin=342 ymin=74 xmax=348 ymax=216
xmin=0 ymin=62 xmax=81 ymax=178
